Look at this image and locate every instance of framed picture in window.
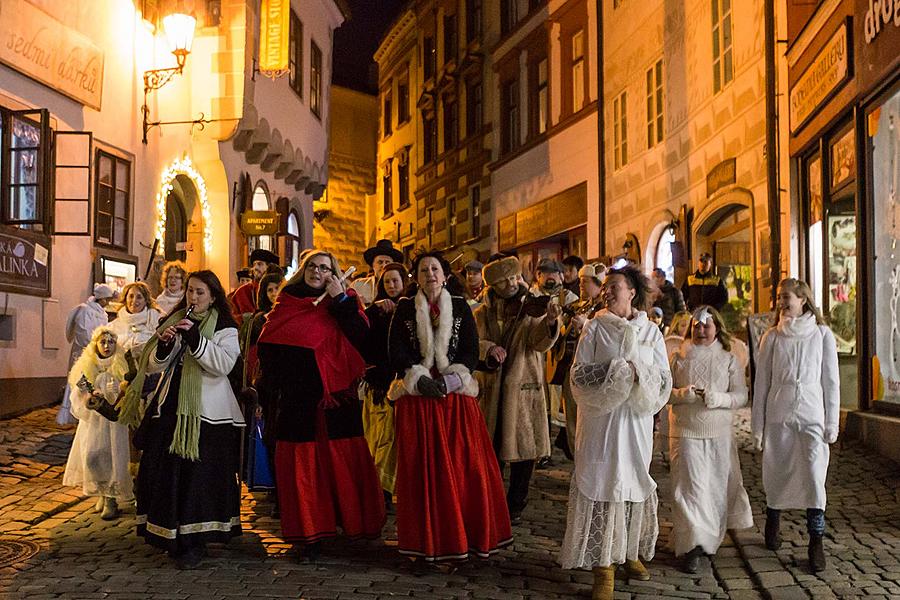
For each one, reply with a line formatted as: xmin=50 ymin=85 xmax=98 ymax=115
xmin=97 ymin=255 xmax=137 ymax=299
xmin=830 ymin=127 xmax=855 ymax=189
xmin=808 ymin=155 xmax=823 ymax=224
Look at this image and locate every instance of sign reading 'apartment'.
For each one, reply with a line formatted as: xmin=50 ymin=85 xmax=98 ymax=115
xmin=789 ymin=23 xmax=849 ymax=134
xmin=0 ymin=0 xmax=105 ymax=110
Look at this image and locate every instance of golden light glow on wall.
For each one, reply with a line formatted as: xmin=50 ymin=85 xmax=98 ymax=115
xmin=155 ymin=156 xmax=213 ymax=254
xmin=259 ymin=0 xmax=290 ymax=77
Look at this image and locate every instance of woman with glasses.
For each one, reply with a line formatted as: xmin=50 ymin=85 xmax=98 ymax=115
xmin=256 ymin=250 xmax=385 ymax=562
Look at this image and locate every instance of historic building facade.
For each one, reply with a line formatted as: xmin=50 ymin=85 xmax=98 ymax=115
xmin=0 ymin=0 xmax=345 ymax=415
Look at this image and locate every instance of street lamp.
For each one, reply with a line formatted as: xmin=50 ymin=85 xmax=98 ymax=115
xmin=142 ymin=13 xmax=197 ymax=143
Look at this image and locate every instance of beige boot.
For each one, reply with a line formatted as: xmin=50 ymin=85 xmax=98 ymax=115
xmin=100 ymin=497 xmax=119 ymax=520
xmin=591 ymin=565 xmax=615 ymax=600
xmin=93 ymin=496 xmax=105 ymax=513
xmin=624 ymin=559 xmax=651 ymax=581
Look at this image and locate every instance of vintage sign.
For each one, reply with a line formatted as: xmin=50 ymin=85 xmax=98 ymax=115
xmin=0 ymin=0 xmax=105 ymax=110
xmin=863 ymin=0 xmax=900 ymax=44
xmin=706 ymin=158 xmax=737 ymax=197
xmin=241 ymin=210 xmax=279 ymax=236
xmin=790 ymin=23 xmax=850 ymax=133
xmin=498 ymin=183 xmax=587 ymax=249
xmin=0 ymin=224 xmax=51 ymax=297
xmin=259 ymin=0 xmax=290 ymax=75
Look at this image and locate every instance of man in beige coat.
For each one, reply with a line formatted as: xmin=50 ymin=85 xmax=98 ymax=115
xmin=474 ymin=255 xmax=561 ymax=521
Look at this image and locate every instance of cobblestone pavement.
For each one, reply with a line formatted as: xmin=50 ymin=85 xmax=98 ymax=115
xmin=1 ymin=407 xmax=899 ymax=599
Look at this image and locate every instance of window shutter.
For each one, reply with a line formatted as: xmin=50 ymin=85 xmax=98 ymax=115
xmin=52 ymin=130 xmax=92 ymax=235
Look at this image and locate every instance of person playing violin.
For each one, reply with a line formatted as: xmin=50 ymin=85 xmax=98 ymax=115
xmin=473 ymin=255 xmax=561 ymax=523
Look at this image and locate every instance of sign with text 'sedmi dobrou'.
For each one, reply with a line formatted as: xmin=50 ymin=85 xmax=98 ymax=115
xmin=0 ymin=224 xmax=51 ymax=297
xmin=0 ymin=0 xmax=105 ymax=110
xmin=789 ymin=22 xmax=850 ymax=134
xmin=240 ymin=211 xmax=279 ymax=236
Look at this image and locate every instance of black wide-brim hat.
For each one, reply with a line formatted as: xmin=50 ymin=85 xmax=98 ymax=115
xmin=363 ymin=239 xmax=403 ymax=266
xmin=250 ymin=249 xmax=280 ymax=264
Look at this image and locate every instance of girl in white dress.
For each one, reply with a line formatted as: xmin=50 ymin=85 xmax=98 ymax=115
xmin=752 ymin=278 xmax=839 ymax=573
xmin=668 ymin=306 xmax=753 ymax=573
xmin=63 ymin=327 xmax=133 ymax=519
xmin=559 ymin=266 xmax=672 ymax=600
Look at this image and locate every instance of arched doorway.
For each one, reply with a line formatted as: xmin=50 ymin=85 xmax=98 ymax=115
xmin=249 ymin=182 xmax=273 ymax=253
xmin=164 ymin=192 xmax=187 ymax=262
xmin=285 ymin=209 xmax=301 ymax=277
xmin=156 ymin=157 xmax=211 ymax=272
xmin=693 ymin=194 xmax=755 ymax=338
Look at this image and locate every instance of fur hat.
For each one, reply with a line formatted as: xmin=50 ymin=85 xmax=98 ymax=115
xmin=578 ymin=262 xmax=608 ymax=285
xmin=483 ymin=256 xmax=521 ymax=286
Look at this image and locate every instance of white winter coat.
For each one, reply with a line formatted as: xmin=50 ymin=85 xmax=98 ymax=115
xmin=108 ymin=306 xmax=161 ymax=358
xmin=146 ymin=327 xmax=246 ymax=427
xmin=569 ymin=310 xmax=672 ymax=503
xmin=155 ymin=290 xmax=184 ymax=316
xmin=65 ymin=298 xmax=109 ymax=367
xmin=751 ymin=312 xmax=840 ymax=509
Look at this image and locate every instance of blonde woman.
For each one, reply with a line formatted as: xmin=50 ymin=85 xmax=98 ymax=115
xmin=668 ymin=306 xmax=752 ymax=573
xmin=109 ymin=282 xmax=161 ymax=358
xmin=156 ymin=262 xmax=187 ymax=316
xmin=752 ymin=278 xmax=839 ymax=573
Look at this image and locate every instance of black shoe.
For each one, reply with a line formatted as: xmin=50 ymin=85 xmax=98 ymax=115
xmin=681 ymin=546 xmax=703 ymax=574
xmin=535 ymin=456 xmax=552 ymax=470
xmin=554 ymin=428 xmax=574 ymax=460
xmin=808 ymin=534 xmax=826 ymax=572
xmin=509 ymin=510 xmax=523 ymax=525
xmin=765 ymin=508 xmax=782 ymax=551
xmin=176 ymin=546 xmax=204 ymax=570
xmin=297 ymin=541 xmax=321 ymax=563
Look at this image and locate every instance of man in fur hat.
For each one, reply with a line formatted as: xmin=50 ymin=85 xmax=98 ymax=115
xmin=474 ymin=255 xmax=561 ymax=522
xmin=230 ymin=248 xmax=280 ymax=323
xmin=350 ymin=239 xmax=404 ymax=305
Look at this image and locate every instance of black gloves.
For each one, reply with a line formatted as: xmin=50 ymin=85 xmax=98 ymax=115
xmin=181 ymin=323 xmax=201 ymax=351
xmin=417 ymin=375 xmax=447 ymax=398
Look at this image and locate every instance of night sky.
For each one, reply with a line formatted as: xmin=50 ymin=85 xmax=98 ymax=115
xmin=333 ymin=0 xmax=407 ymax=94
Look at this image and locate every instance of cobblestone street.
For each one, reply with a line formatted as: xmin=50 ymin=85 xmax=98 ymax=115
xmin=1 ymin=407 xmax=899 ymax=599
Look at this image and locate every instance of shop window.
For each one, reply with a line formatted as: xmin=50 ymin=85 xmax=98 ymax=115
xmin=613 ymin=91 xmax=628 ymax=169
xmin=289 ymin=11 xmax=303 ymax=100
xmin=466 ymin=79 xmax=483 ymax=137
xmin=712 ymin=0 xmax=733 ymax=93
xmin=285 ymin=210 xmax=301 ymax=277
xmin=466 ymin=0 xmax=482 ymax=43
xmin=310 ymin=41 xmax=322 ymax=118
xmin=94 ymin=150 xmax=131 ymax=250
xmin=870 ymin=86 xmax=900 ymax=405
xmin=1 ymin=108 xmax=51 ymax=229
xmin=646 ymin=59 xmax=664 ymax=148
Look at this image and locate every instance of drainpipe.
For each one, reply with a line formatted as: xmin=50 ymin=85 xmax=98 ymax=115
xmin=596 ymin=0 xmax=606 ymax=259
xmin=764 ymin=0 xmax=781 ymax=306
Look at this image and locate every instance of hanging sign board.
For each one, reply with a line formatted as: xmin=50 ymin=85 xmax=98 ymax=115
xmin=0 ymin=0 xmax=105 ymax=110
xmin=706 ymin=158 xmax=736 ymax=197
xmin=241 ymin=211 xmax=279 ymax=235
xmin=259 ymin=0 xmax=290 ymax=74
xmin=0 ymin=225 xmax=51 ymax=297
xmin=789 ymin=22 xmax=850 ymax=134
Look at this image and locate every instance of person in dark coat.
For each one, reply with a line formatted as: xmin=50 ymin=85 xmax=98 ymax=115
xmin=681 ymin=253 xmax=728 ymax=311
xmin=256 ymin=250 xmax=385 ymax=562
xmin=652 ymin=268 xmax=686 ymax=329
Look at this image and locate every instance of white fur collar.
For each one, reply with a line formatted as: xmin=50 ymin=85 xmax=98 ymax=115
xmin=414 ymin=288 xmax=453 ymax=371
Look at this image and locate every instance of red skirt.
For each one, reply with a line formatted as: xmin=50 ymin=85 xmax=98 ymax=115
xmin=275 ymin=411 xmax=386 ymax=544
xmin=395 ymin=393 xmax=513 ymax=561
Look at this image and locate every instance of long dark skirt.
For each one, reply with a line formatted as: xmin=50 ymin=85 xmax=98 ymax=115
xmin=136 ymin=381 xmax=243 ymax=553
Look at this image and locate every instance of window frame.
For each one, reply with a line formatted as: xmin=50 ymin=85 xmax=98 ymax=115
xmin=398 ymin=160 xmax=410 ymax=210
xmin=466 ymin=79 xmax=483 ymax=138
xmin=613 ymin=91 xmax=628 ymax=170
xmin=92 ymin=148 xmax=131 ymax=250
xmin=398 ymin=67 xmax=411 ymax=124
xmin=310 ymin=41 xmax=322 ymax=118
xmin=530 ymin=55 xmax=549 ymax=138
xmin=501 ymin=76 xmax=521 ymax=155
xmin=571 ymin=29 xmax=585 ymax=113
xmin=646 ymin=59 xmax=664 ymax=148
xmin=1 ymin=108 xmax=51 ymax=229
xmin=466 ymin=0 xmax=483 ymax=43
xmin=382 ymin=88 xmax=393 ymax=138
xmin=423 ymin=113 xmax=437 ymax=164
xmin=443 ymin=96 xmax=458 ymax=152
xmin=382 ymin=161 xmax=393 ymax=217
xmin=289 ymin=10 xmax=304 ymax=100
xmin=501 ymin=0 xmax=518 ymax=35
xmin=712 ymin=0 xmax=734 ymax=94
xmin=447 ymin=195 xmax=458 ymax=247
xmin=468 ymin=184 xmax=481 ymax=242
xmin=424 ymin=36 xmax=436 ymax=80
xmin=444 ymin=13 xmax=458 ymax=64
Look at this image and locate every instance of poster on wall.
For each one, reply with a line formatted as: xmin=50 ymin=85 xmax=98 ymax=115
xmin=98 ymin=256 xmax=137 ymax=300
xmin=827 ymin=214 xmax=857 ymax=354
xmin=831 ymin=128 xmax=856 ymax=189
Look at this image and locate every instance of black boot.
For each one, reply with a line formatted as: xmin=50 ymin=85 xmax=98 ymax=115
xmin=765 ymin=507 xmax=782 ymax=551
xmin=681 ymin=546 xmax=703 ymax=574
xmin=554 ymin=428 xmax=574 ymax=460
xmin=808 ymin=534 xmax=826 ymax=572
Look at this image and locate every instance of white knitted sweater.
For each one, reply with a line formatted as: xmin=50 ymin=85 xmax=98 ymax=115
xmin=668 ymin=339 xmax=747 ymax=438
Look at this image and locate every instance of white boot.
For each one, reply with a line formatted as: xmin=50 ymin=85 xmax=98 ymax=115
xmin=93 ymin=496 xmax=105 ymax=513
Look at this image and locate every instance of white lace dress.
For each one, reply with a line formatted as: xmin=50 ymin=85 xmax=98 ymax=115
xmin=559 ymin=310 xmax=672 ymax=569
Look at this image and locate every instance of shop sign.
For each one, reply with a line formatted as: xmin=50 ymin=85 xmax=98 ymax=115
xmin=0 ymin=225 xmax=51 ymax=297
xmin=259 ymin=0 xmax=290 ymax=74
xmin=789 ymin=23 xmax=849 ymax=134
xmin=0 ymin=0 xmax=104 ymax=110
xmin=240 ymin=210 xmax=279 ymax=236
xmin=498 ymin=183 xmax=587 ymax=248
xmin=706 ymin=158 xmax=737 ymax=197
xmin=863 ymin=0 xmax=900 ymax=45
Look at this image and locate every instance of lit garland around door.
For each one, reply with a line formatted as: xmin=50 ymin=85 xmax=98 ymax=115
xmin=154 ymin=156 xmax=213 ymax=255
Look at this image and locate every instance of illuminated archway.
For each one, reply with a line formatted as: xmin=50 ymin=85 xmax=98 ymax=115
xmin=155 ymin=156 xmax=213 ymax=255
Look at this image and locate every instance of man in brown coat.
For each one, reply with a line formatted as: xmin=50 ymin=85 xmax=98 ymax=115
xmin=474 ymin=256 xmax=561 ymax=521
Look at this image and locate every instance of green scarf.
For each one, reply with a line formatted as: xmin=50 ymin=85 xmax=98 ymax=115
xmin=119 ymin=307 xmax=219 ymax=461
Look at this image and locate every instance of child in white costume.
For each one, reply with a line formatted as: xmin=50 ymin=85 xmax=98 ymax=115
xmin=668 ymin=306 xmax=753 ymax=573
xmin=559 ymin=267 xmax=672 ymax=600
xmin=63 ymin=327 xmax=134 ymax=520
xmin=752 ymin=278 xmax=839 ymax=573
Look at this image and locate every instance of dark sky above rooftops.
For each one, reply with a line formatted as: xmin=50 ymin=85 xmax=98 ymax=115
xmin=332 ymin=0 xmax=406 ymax=94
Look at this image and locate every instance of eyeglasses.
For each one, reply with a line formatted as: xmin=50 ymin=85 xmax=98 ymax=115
xmin=305 ymin=263 xmax=334 ymax=274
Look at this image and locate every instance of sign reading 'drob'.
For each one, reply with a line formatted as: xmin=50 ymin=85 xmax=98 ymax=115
xmin=0 ymin=225 xmax=51 ymax=297
xmin=789 ymin=22 xmax=850 ymax=134
xmin=0 ymin=0 xmax=104 ymax=110
xmin=240 ymin=211 xmax=279 ymax=236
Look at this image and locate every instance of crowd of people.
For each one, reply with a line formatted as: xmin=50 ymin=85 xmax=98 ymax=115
xmin=56 ymin=240 xmax=841 ymax=599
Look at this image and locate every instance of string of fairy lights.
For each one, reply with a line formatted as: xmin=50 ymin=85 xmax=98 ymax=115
xmin=154 ymin=156 xmax=213 ymax=255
